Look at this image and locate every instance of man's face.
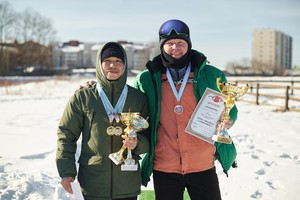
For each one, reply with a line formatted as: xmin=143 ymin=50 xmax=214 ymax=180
xmin=163 ymin=38 xmax=188 ymax=59
xmin=102 ymin=57 xmax=124 ymax=80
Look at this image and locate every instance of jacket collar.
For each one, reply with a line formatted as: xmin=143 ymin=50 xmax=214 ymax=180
xmin=146 ymin=50 xmax=207 ymax=74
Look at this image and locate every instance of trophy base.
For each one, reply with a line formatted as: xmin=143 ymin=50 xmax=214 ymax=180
xmin=108 ymin=154 xmax=123 ymax=165
xmin=121 ymin=164 xmax=138 ymax=171
xmin=212 ymin=135 xmax=232 ymax=144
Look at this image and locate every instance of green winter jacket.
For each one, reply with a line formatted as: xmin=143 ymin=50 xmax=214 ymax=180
xmin=133 ymin=50 xmax=238 ymax=187
xmin=56 ymin=42 xmax=150 ymax=200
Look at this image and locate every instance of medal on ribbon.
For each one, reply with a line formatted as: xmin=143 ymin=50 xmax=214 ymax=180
xmin=166 ymin=64 xmax=191 ymax=114
xmin=97 ymin=83 xmax=128 ymax=135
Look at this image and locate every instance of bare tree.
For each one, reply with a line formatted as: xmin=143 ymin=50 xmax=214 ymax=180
xmin=0 ymin=1 xmax=16 ymax=42
xmin=0 ymin=1 xmax=16 ymax=75
xmin=251 ymin=59 xmax=275 ymax=75
xmin=15 ymin=8 xmax=56 ymax=45
xmin=14 ymin=8 xmax=57 ymax=71
xmin=36 ymin=16 xmax=57 ymax=46
xmin=225 ymin=61 xmax=238 ymax=75
xmin=251 ymin=59 xmax=260 ymax=75
xmin=225 ymin=57 xmax=252 ymax=75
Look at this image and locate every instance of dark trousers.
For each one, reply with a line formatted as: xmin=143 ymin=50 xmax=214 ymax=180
xmin=153 ymin=167 xmax=222 ymax=200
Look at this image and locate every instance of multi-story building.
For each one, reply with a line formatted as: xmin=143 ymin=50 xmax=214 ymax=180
xmin=123 ymin=42 xmax=154 ymax=71
xmin=54 ymin=40 xmax=157 ymax=75
xmin=252 ymin=29 xmax=292 ymax=75
xmin=59 ymin=40 xmax=85 ymax=69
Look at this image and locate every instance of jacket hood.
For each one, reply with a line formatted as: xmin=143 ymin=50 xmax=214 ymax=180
xmin=96 ymin=42 xmax=127 ymax=93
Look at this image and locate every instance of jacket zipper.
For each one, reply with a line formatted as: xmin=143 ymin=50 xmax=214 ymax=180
xmin=110 ymin=84 xmax=114 ymax=198
xmin=151 ymin=74 xmax=159 ymax=145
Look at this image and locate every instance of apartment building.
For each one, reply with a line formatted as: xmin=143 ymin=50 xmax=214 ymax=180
xmin=54 ymin=41 xmax=156 ymax=74
xmin=59 ymin=40 xmax=85 ymax=68
xmin=252 ymin=29 xmax=292 ymax=75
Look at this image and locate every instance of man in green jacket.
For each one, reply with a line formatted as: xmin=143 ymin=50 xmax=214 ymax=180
xmin=56 ymin=42 xmax=149 ymax=200
xmin=133 ymin=19 xmax=238 ymax=200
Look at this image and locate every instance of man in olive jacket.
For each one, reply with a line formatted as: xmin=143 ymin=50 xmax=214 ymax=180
xmin=56 ymin=42 xmax=149 ymax=200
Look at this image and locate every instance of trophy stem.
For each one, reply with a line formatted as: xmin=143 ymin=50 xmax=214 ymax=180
xmin=124 ymin=149 xmax=136 ymax=165
xmin=109 ymin=145 xmax=126 ymax=165
xmin=127 ymin=149 xmax=132 ymax=159
xmin=121 ymin=148 xmax=138 ymax=171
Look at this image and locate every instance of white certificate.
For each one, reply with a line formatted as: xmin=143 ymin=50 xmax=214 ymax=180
xmin=185 ymin=88 xmax=226 ymax=144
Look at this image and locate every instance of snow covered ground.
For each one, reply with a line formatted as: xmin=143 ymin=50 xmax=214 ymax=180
xmin=0 ymin=76 xmax=300 ymax=200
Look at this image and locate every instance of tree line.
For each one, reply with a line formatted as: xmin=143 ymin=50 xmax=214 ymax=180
xmin=0 ymin=1 xmax=57 ymax=75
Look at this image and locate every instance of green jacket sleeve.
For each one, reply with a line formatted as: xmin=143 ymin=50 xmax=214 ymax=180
xmin=133 ymin=93 xmax=150 ymax=156
xmin=56 ymin=93 xmax=83 ymax=179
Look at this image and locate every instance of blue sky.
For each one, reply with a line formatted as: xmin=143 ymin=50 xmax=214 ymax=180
xmin=7 ymin=0 xmax=300 ymax=69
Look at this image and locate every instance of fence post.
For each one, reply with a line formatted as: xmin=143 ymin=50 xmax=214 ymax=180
xmin=256 ymin=83 xmax=260 ymax=105
xmin=291 ymin=80 xmax=294 ymax=95
xmin=285 ymin=86 xmax=290 ymax=111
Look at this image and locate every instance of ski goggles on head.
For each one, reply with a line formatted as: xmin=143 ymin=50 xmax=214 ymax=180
xmin=159 ymin=19 xmax=189 ymax=39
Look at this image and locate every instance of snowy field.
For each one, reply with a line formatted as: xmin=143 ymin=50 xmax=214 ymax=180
xmin=0 ymin=75 xmax=300 ymax=200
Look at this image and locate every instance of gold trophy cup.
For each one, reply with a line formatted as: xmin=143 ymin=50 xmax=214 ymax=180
xmin=212 ymin=77 xmax=249 ymax=144
xmin=108 ymin=112 xmax=149 ymax=171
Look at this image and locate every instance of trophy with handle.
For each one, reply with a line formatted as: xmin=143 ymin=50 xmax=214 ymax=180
xmin=212 ymin=77 xmax=249 ymax=144
xmin=109 ymin=112 xmax=149 ymax=171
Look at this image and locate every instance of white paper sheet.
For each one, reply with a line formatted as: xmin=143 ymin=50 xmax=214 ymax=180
xmin=70 ymin=182 xmax=84 ymax=200
xmin=185 ymin=88 xmax=225 ymax=144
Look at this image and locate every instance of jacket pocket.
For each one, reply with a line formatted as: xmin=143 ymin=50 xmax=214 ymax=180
xmin=78 ymin=155 xmax=103 ymax=165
